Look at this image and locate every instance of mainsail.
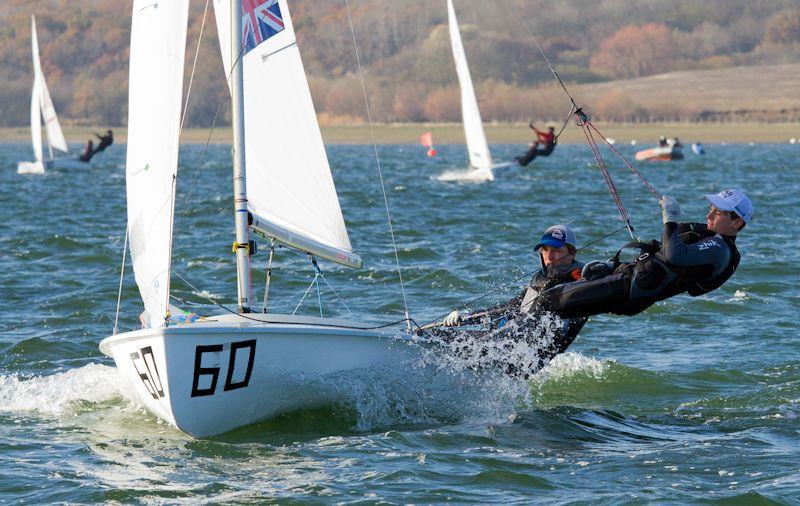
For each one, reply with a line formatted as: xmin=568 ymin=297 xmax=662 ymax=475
xmin=125 ymin=0 xmax=190 ymax=327
xmin=30 ymin=16 xmax=68 ymax=159
xmin=213 ymin=0 xmax=361 ymax=269
xmin=447 ymin=0 xmax=492 ymax=171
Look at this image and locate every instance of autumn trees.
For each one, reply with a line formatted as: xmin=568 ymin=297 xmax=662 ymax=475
xmin=0 ymin=1 xmax=798 ymax=127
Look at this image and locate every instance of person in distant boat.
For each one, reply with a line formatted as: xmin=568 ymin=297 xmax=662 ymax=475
xmin=538 ymin=189 xmax=752 ymax=320
xmin=78 ymin=139 xmax=94 ymax=162
xmin=515 ymin=124 xmax=556 ymax=166
xmin=437 ymin=224 xmax=588 ymax=375
xmin=93 ymin=129 xmax=114 ymax=153
xmin=658 ymin=135 xmax=668 ymax=147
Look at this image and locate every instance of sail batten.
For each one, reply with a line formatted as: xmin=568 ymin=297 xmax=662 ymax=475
xmin=213 ymin=0 xmax=358 ymax=268
xmin=447 ymin=0 xmax=493 ymax=171
xmin=125 ymin=0 xmax=190 ymax=327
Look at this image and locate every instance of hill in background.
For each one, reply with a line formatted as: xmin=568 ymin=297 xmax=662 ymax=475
xmin=1 ymin=0 xmax=799 ymax=127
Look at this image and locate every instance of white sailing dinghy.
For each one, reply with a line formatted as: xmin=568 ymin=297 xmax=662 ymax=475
xmin=100 ymin=0 xmax=428 ymax=437
xmin=446 ymin=0 xmax=514 ymax=182
xmin=17 ymin=16 xmax=88 ymax=174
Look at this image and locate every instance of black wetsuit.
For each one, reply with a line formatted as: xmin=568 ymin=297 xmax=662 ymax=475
xmin=516 ymin=140 xmax=556 ymax=167
xmin=541 ymin=222 xmax=740 ymax=318
xmin=94 ymin=131 xmax=113 ymax=153
xmin=432 ymin=260 xmax=588 ymax=377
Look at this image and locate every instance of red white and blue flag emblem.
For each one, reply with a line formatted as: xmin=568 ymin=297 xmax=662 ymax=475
xmin=241 ymin=0 xmax=285 ymax=54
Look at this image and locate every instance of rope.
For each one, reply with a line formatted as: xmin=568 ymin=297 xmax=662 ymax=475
xmin=309 ymin=255 xmax=359 ymax=320
xmin=585 ymin=121 xmax=661 ymax=199
xmin=344 ymin=0 xmax=412 ymax=332
xmin=292 ymin=273 xmax=319 ymax=316
xmin=112 ymin=226 xmax=129 ymax=335
xmin=173 ymin=270 xmax=419 ymax=332
xmin=577 ymin=116 xmax=637 ymax=240
xmin=179 ymin=0 xmax=211 ymax=134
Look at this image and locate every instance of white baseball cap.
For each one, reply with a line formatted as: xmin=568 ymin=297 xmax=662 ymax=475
xmin=704 ymin=189 xmax=753 ymax=223
xmin=534 ymin=224 xmax=578 ymax=250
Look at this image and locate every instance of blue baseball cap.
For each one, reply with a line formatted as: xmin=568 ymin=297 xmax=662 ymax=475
xmin=534 ymin=224 xmax=578 ymax=250
xmin=704 ymin=188 xmax=753 ymax=223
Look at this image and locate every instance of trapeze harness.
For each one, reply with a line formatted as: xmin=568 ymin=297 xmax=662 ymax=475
xmin=541 ymin=223 xmax=740 ymax=319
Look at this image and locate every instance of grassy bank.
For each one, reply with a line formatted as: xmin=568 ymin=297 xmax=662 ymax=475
xmin=1 ymin=122 xmax=798 ymax=145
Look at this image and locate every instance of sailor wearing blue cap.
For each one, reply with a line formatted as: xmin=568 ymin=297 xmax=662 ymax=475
xmin=442 ymin=224 xmax=585 ymax=330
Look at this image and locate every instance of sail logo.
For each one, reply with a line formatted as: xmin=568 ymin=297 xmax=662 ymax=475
xmin=191 ymin=340 xmax=257 ymax=397
xmin=242 ymin=0 xmax=285 ymax=55
xmin=131 ymin=346 xmax=165 ymax=400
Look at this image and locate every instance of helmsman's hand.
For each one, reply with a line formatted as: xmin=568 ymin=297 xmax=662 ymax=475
xmin=659 ymin=195 xmax=681 ymax=224
xmin=443 ymin=310 xmax=462 ymax=327
xmin=581 ymin=261 xmax=613 ymax=281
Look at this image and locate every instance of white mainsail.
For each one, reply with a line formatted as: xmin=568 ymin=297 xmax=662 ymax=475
xmin=447 ymin=0 xmax=492 ymax=171
xmin=30 ymin=75 xmax=43 ymax=164
xmin=30 ymin=16 xmax=67 ymax=155
xmin=213 ymin=0 xmax=361 ymax=269
xmin=125 ymin=0 xmax=190 ymax=327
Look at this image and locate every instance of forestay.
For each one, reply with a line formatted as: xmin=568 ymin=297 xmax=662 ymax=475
xmin=30 ymin=16 xmax=68 ymax=158
xmin=125 ymin=0 xmax=190 ymax=327
xmin=213 ymin=0 xmax=361 ymax=269
xmin=447 ymin=0 xmax=492 ymax=171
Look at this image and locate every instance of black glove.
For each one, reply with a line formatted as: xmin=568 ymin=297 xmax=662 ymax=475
xmin=581 ymin=261 xmax=613 ymax=281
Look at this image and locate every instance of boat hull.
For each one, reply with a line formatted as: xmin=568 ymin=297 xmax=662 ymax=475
xmin=467 ymin=162 xmax=518 ymax=181
xmin=634 ymin=146 xmax=684 ymax=161
xmin=100 ymin=314 xmax=429 ymax=437
xmin=17 ymin=158 xmax=91 ymax=174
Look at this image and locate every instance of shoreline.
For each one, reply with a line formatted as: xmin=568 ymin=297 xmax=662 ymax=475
xmin=1 ymin=122 xmax=798 ymax=145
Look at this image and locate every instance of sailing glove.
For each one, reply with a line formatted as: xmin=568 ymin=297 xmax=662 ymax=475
xmin=660 ymin=195 xmax=681 ymax=224
xmin=443 ymin=310 xmax=463 ymax=326
xmin=581 ymin=261 xmax=613 ymax=281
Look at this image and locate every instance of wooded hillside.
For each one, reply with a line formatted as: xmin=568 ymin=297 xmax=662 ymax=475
xmin=1 ymin=0 xmax=799 ymax=127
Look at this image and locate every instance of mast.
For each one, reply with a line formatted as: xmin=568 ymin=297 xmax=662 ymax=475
xmin=231 ymin=0 xmax=253 ymax=312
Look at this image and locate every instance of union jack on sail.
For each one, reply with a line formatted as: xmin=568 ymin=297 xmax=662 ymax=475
xmin=242 ymin=0 xmax=285 ymax=54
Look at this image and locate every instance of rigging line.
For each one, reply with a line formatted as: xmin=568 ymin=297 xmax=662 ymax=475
xmin=182 ymin=102 xmax=222 ymax=210
xmin=417 ymin=224 xmax=629 ymax=328
xmin=512 ymin=1 xmax=578 ymax=110
xmin=579 ymin=121 xmax=637 ymax=240
xmin=292 ymin=273 xmax=319 ymax=316
xmin=344 ymin=0 xmax=411 ymax=332
xmin=585 ymin=121 xmax=661 ymax=199
xmin=112 ymin=226 xmax=129 ymax=335
xmin=179 ymin=0 xmax=211 ymax=135
xmin=173 ymin=270 xmax=426 ymax=333
xmin=554 ymin=104 xmax=576 ymax=141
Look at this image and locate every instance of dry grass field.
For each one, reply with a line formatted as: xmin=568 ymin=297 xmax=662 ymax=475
xmin=2 ymin=122 xmax=797 ymax=146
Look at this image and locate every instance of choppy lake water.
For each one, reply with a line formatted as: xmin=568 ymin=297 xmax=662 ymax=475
xmin=0 ymin=140 xmax=798 ymax=503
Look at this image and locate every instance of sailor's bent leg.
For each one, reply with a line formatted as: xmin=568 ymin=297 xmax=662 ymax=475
xmin=538 ymin=274 xmax=630 ymax=319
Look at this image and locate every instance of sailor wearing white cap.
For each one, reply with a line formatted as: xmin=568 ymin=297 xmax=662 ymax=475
xmin=540 ymin=189 xmax=752 ymax=319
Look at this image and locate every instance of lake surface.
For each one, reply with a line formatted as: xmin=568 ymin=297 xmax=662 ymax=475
xmin=0 ymin=140 xmax=797 ymax=503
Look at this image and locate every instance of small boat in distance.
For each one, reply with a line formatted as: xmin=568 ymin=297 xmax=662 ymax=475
xmin=635 ymin=137 xmax=684 ymax=162
xmin=17 ymin=16 xmax=89 ymax=174
xmin=446 ymin=0 xmax=514 ymax=181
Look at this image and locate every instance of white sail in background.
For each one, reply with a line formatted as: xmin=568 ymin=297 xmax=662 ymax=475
xmin=213 ymin=0 xmax=361 ymax=268
xmin=447 ymin=0 xmax=492 ymax=171
xmin=30 ymin=75 xmax=43 ymax=164
xmin=125 ymin=0 xmax=190 ymax=327
xmin=30 ymin=16 xmax=67 ymax=154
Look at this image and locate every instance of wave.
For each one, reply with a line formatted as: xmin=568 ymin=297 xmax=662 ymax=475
xmin=0 ymin=363 xmax=134 ymax=416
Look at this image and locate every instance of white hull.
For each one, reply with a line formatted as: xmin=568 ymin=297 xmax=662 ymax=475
xmin=100 ymin=313 xmax=429 ymax=437
xmin=17 ymin=158 xmax=91 ymax=174
xmin=467 ymin=161 xmax=518 ymax=182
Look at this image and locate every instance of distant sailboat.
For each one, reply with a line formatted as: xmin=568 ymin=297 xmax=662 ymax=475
xmin=17 ymin=16 xmax=88 ymax=174
xmin=446 ymin=0 xmax=514 ymax=181
xmin=99 ymin=0 xmax=432 ymax=437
